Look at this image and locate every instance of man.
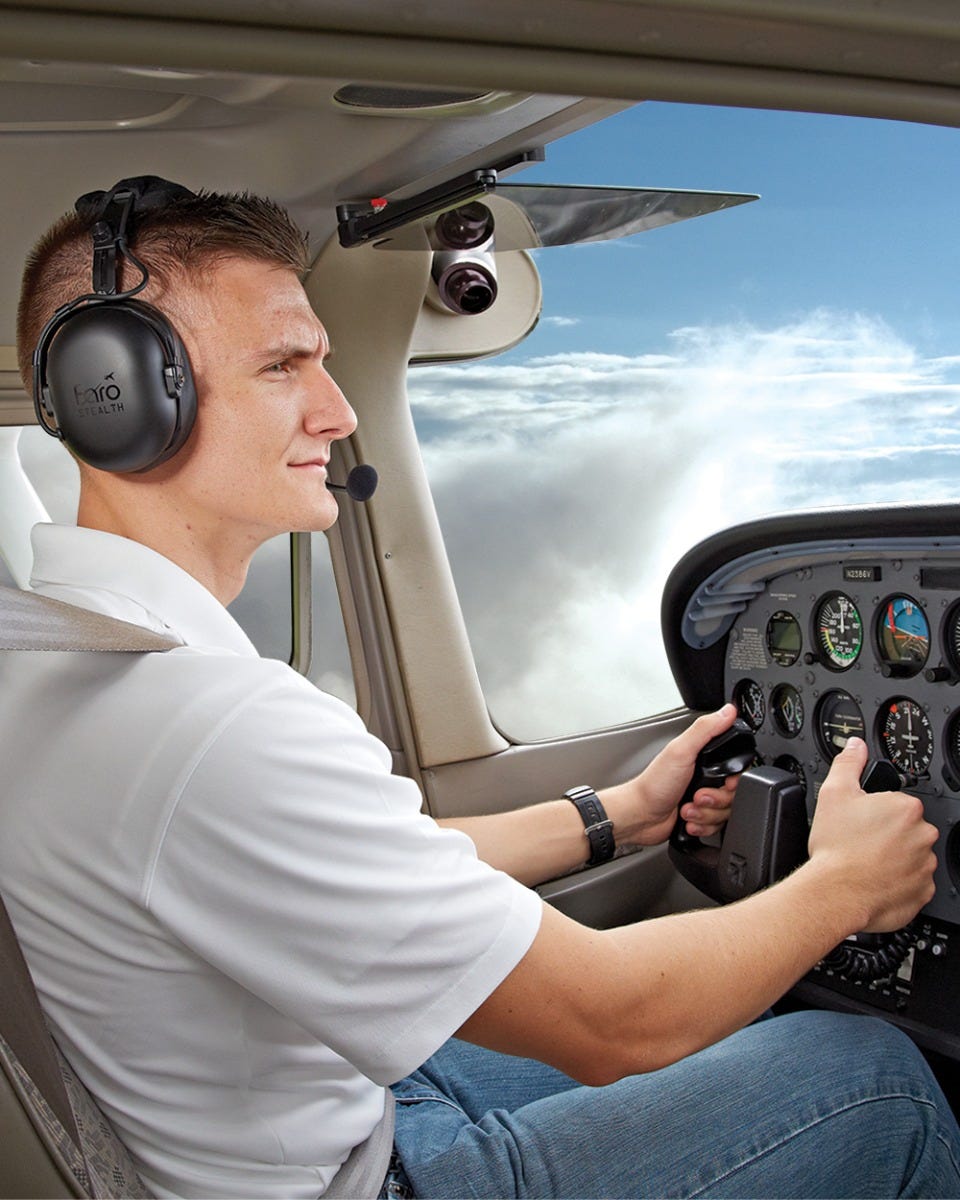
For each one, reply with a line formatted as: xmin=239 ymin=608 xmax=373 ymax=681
xmin=2 ymin=179 xmax=958 ymax=1198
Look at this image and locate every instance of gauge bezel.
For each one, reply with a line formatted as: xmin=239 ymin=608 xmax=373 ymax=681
xmin=942 ymin=708 xmax=960 ymax=792
xmin=875 ymin=695 xmax=934 ymax=777
xmin=766 ymin=609 xmax=802 ymax=668
xmin=733 ymin=677 xmax=765 ymax=731
xmin=943 ymin=600 xmax=960 ymax=676
xmin=770 ymin=682 xmax=804 ymax=739
xmin=814 ymin=688 xmax=865 ymax=761
xmin=873 ymin=593 xmax=931 ymax=677
xmin=812 ymin=590 xmax=863 ymax=672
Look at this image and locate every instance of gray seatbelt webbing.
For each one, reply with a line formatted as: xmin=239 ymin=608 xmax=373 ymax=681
xmin=0 ymin=585 xmax=181 ymax=652
xmin=324 ymin=1090 xmax=395 ymax=1199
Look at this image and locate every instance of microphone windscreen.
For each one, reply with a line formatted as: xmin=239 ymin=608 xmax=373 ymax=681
xmin=345 ymin=464 xmax=378 ymax=502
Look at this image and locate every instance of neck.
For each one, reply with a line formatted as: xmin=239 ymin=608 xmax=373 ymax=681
xmin=77 ymin=482 xmax=260 ymax=606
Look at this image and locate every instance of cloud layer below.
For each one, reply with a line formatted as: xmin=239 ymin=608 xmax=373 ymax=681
xmin=410 ymin=309 xmax=960 ymax=739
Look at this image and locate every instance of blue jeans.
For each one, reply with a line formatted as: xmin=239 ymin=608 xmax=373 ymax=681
xmin=384 ymin=1011 xmax=960 ymax=1198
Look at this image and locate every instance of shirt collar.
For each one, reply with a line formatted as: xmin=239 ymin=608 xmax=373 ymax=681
xmin=29 ymin=523 xmax=259 ymax=658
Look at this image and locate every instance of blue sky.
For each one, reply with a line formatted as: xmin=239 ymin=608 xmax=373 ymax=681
xmin=506 ymin=102 xmax=960 ymax=360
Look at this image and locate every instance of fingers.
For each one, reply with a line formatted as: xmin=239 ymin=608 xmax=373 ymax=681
xmin=680 ymin=778 xmax=735 ymax=837
xmin=810 ymin=736 xmax=939 ymax=931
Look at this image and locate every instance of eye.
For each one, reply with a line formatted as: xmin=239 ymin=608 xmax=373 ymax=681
xmin=263 ymin=360 xmax=293 ymax=376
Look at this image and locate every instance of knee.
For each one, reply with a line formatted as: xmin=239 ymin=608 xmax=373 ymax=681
xmin=776 ymin=1010 xmax=935 ymax=1090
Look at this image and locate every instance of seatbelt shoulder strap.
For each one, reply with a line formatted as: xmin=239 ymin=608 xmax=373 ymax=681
xmin=0 ymin=585 xmax=181 ymax=652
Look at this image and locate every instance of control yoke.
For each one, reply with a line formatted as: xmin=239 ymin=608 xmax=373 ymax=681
xmin=668 ymin=721 xmax=904 ymax=906
xmin=668 ymin=720 xmax=808 ymax=903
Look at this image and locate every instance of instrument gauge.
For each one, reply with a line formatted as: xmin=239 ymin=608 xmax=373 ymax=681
xmin=815 ymin=690 xmax=865 ymax=760
xmin=944 ymin=602 xmax=960 ymax=675
xmin=814 ymin=592 xmax=863 ymax=671
xmin=733 ymin=678 xmax=765 ymax=731
xmin=766 ymin=610 xmax=801 ymax=668
xmin=944 ymin=710 xmax=960 ymax=791
xmin=770 ymin=683 xmax=804 ymax=738
xmin=876 ymin=595 xmax=930 ymax=676
xmin=877 ymin=697 xmax=933 ymax=777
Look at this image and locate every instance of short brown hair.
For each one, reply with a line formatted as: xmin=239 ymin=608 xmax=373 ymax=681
xmin=17 ymin=188 xmax=310 ymax=392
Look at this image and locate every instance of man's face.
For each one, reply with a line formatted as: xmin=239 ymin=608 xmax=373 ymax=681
xmin=163 ymin=257 xmax=357 ymax=546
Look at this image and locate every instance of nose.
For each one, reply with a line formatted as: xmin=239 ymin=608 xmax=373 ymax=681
xmin=304 ymin=365 xmax=358 ymax=441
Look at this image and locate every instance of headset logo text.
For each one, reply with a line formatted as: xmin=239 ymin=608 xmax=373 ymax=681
xmin=73 ymin=372 xmax=124 ymax=419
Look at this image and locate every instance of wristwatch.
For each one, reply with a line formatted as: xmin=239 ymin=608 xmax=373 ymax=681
xmin=563 ymin=785 xmax=615 ymax=866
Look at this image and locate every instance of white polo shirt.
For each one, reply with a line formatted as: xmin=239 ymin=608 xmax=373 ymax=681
xmin=0 ymin=523 xmax=542 ymax=1199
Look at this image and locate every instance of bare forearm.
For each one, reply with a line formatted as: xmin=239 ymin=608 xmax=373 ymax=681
xmin=439 ymin=799 xmax=592 ymax=886
xmin=597 ymin=858 xmax=862 ymax=1075
xmin=460 ymin=856 xmax=864 ymax=1086
xmin=458 ymin=739 xmax=937 ymax=1088
xmin=438 ymin=779 xmax=676 ymax=885
xmin=439 ymin=708 xmax=741 ymax=886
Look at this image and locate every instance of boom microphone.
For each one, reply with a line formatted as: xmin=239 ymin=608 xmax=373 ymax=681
xmin=327 ymin=464 xmax=378 ymax=502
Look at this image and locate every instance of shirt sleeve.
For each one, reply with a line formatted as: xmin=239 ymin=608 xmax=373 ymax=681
xmin=143 ymin=664 xmax=543 ymax=1084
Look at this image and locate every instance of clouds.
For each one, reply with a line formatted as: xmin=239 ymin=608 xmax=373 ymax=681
xmin=409 ymin=309 xmax=960 ymax=738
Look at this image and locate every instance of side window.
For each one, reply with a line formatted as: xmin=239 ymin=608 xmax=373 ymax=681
xmin=7 ymin=428 xmax=356 ymax=706
xmin=411 ymin=102 xmax=960 ymax=742
xmin=307 ymin=534 xmax=356 ymax=705
xmin=229 ymin=533 xmax=355 ymax=705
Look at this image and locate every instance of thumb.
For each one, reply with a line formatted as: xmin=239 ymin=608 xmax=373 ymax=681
xmin=676 ymin=702 xmax=738 ymax=758
xmin=824 ymin=735 xmax=868 ymax=790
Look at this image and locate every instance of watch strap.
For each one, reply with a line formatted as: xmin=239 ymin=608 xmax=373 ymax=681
xmin=563 ymin=785 xmax=615 ymax=866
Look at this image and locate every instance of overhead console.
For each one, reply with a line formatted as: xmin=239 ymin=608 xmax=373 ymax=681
xmin=662 ymin=503 xmax=960 ymax=1060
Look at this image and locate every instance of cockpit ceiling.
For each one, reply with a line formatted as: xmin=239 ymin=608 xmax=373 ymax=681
xmin=4 ymin=0 xmax=960 ymax=126
xmin=0 ymin=61 xmax=605 ymax=236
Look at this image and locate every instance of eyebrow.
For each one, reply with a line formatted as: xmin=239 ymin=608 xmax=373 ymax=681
xmin=249 ymin=332 xmax=331 ymax=366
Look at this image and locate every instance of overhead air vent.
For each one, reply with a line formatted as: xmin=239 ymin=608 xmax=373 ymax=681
xmin=332 ymin=85 xmax=524 ymax=117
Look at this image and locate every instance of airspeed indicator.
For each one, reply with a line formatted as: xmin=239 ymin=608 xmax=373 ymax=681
xmin=814 ymin=592 xmax=863 ymax=670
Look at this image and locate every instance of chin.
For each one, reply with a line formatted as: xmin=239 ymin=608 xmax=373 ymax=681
xmin=295 ymin=499 xmax=341 ymax=534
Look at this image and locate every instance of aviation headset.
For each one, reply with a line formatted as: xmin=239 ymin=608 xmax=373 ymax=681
xmin=32 ymin=176 xmax=198 ymax=473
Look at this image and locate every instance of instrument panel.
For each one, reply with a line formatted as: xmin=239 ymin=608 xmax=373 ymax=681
xmin=725 ymin=559 xmax=960 ymax=929
xmin=661 ymin=507 xmax=960 ymax=1060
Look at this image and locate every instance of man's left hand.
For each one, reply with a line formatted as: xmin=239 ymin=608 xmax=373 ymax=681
xmin=602 ymin=704 xmax=741 ymax=848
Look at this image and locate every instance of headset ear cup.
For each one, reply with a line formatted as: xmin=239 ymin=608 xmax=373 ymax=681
xmin=42 ymin=301 xmax=196 ymax=473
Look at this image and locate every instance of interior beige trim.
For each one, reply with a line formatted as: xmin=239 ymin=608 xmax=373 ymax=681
xmin=307 ymin=239 xmax=511 ymax=766
xmin=4 ymin=4 xmax=960 ymax=127
xmin=0 ymin=91 xmax=196 ymax=132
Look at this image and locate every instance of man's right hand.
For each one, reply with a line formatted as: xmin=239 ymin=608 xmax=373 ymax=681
xmin=458 ymin=734 xmax=941 ymax=1087
xmin=808 ymin=736 xmax=938 ymax=933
